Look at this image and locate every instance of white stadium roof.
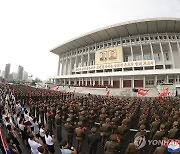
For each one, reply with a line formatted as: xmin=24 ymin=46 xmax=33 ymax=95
xmin=51 ymin=17 xmax=180 ymax=55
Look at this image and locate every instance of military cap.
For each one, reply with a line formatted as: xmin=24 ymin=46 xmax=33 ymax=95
xmin=90 ymin=110 xmax=94 ymax=114
xmin=57 ymin=110 xmax=61 ymax=114
xmin=91 ymin=127 xmax=97 ymax=133
xmin=115 ymin=112 xmax=119 ymax=116
xmin=80 ymin=108 xmax=84 ymax=111
xmin=78 ymin=121 xmax=83 ymax=126
xmin=173 ymin=121 xmax=178 ymax=126
xmin=67 ymin=118 xmax=71 ymax=122
xmin=105 ymin=118 xmax=110 ymax=122
xmin=140 ymin=125 xmax=145 ymax=130
xmin=160 ymin=124 xmax=165 ymax=129
xmin=126 ymin=114 xmax=131 ymax=117
xmin=110 ymin=134 xmax=116 ymax=141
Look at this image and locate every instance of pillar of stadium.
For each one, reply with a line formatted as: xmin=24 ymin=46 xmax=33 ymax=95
xmin=51 ymin=33 xmax=180 ymax=89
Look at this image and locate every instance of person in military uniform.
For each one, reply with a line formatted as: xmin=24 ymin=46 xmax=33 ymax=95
xmin=46 ymin=109 xmax=53 ymax=133
xmin=88 ymin=127 xmax=101 ymax=154
xmin=64 ymin=118 xmax=75 ymax=147
xmin=51 ymin=106 xmax=56 ymax=128
xmin=134 ymin=125 xmax=147 ymax=139
xmin=101 ymin=118 xmax=112 ymax=146
xmin=164 ymin=117 xmax=172 ymax=135
xmin=150 ymin=116 xmax=160 ymax=139
xmin=75 ymin=121 xmax=85 ymax=153
xmin=39 ymin=104 xmax=45 ymax=126
xmin=152 ymin=124 xmax=166 ymax=140
xmin=55 ymin=110 xmax=62 ymax=141
xmin=149 ymin=124 xmax=166 ymax=154
xmin=112 ymin=112 xmax=121 ymax=134
xmin=154 ymin=137 xmax=169 ymax=154
xmin=122 ymin=114 xmax=131 ymax=129
xmin=117 ymin=120 xmax=129 ymax=150
xmin=104 ymin=134 xmax=118 ymax=154
xmin=125 ymin=141 xmax=140 ymax=154
xmin=168 ymin=121 xmax=179 ymax=139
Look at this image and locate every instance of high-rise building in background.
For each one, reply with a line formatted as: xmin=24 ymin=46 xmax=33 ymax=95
xmin=23 ymin=71 xmax=28 ymax=81
xmin=4 ymin=63 xmax=11 ymax=81
xmin=8 ymin=73 xmax=13 ymax=81
xmin=17 ymin=65 xmax=24 ymax=81
xmin=12 ymin=72 xmax=17 ymax=80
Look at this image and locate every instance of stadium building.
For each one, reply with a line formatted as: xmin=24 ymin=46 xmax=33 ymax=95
xmin=50 ymin=18 xmax=180 ymax=90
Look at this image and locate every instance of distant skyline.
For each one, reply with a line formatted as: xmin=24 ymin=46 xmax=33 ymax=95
xmin=0 ymin=0 xmax=180 ymax=80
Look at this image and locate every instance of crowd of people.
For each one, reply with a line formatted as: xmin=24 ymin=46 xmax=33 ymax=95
xmin=0 ymin=83 xmax=179 ymax=154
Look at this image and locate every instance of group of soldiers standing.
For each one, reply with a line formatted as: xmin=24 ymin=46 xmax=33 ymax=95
xmin=2 ymin=84 xmax=180 ymax=154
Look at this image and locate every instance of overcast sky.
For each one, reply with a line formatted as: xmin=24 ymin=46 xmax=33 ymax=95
xmin=0 ymin=0 xmax=179 ymax=80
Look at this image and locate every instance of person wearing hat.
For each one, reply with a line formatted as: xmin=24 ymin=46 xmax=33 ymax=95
xmin=121 ymin=114 xmax=131 ymax=129
xmin=152 ymin=124 xmax=166 ymax=140
xmin=164 ymin=117 xmax=172 ymax=135
xmin=88 ymin=127 xmax=101 ymax=154
xmin=112 ymin=112 xmax=121 ymax=134
xmin=134 ymin=125 xmax=147 ymax=139
xmin=125 ymin=141 xmax=140 ymax=154
xmin=153 ymin=137 xmax=169 ymax=154
xmin=116 ymin=120 xmax=129 ymax=150
xmin=150 ymin=124 xmax=166 ymax=154
xmin=64 ymin=118 xmax=75 ymax=147
xmin=75 ymin=121 xmax=85 ymax=153
xmin=168 ymin=121 xmax=179 ymax=139
xmin=79 ymin=111 xmax=87 ymax=126
xmin=46 ymin=109 xmax=53 ymax=133
xmin=51 ymin=106 xmax=56 ymax=129
xmin=101 ymin=118 xmax=112 ymax=146
xmin=55 ymin=110 xmax=62 ymax=141
xmin=150 ymin=116 xmax=160 ymax=139
xmin=104 ymin=134 xmax=118 ymax=154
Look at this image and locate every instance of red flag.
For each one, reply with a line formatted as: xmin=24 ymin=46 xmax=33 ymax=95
xmin=55 ymin=87 xmax=59 ymax=91
xmin=5 ymin=81 xmax=8 ymax=85
xmin=138 ymin=88 xmax=149 ymax=96
xmin=105 ymin=90 xmax=110 ymax=97
xmin=158 ymin=88 xmax=169 ymax=97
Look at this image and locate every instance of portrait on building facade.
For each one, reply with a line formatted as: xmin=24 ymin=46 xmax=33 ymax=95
xmin=109 ymin=49 xmax=117 ymax=59
xmin=100 ymin=51 xmax=107 ymax=61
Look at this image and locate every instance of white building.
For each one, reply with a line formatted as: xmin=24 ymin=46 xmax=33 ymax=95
xmin=50 ymin=18 xmax=180 ymax=89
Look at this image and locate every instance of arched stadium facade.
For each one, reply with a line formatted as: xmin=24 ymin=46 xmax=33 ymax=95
xmin=50 ymin=18 xmax=180 ymax=89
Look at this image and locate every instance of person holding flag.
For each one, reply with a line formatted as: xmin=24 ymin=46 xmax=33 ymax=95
xmin=158 ymin=88 xmax=169 ymax=97
xmin=105 ymin=90 xmax=110 ymax=97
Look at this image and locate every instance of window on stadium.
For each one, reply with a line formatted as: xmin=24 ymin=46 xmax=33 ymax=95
xmin=164 ymin=52 xmax=169 ymax=61
xmin=146 ymin=80 xmax=154 ymax=85
xmin=143 ymin=54 xmax=152 ymax=60
xmin=154 ymin=53 xmax=161 ymax=61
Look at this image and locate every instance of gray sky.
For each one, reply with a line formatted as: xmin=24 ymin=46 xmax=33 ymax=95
xmin=0 ymin=0 xmax=179 ymax=80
